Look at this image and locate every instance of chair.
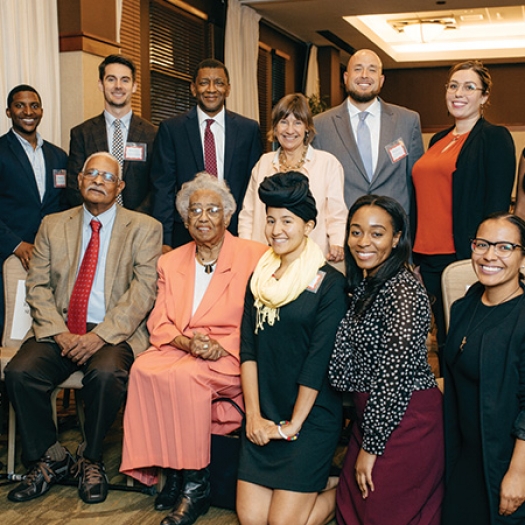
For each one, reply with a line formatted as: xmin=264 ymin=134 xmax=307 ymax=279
xmin=441 ymin=259 xmax=478 ymax=332
xmin=0 ymin=255 xmax=85 ymax=475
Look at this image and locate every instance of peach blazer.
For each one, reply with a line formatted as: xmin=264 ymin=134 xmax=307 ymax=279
xmin=146 ymin=231 xmax=268 ymax=376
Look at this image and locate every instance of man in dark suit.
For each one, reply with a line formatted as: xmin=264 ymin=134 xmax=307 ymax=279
xmin=5 ymin=152 xmax=162 ymax=505
xmin=0 ymin=84 xmax=68 ymax=337
xmin=151 ymin=58 xmax=262 ymax=250
xmin=67 ymin=55 xmax=156 ymax=213
xmin=313 ymin=49 xmax=424 ymax=214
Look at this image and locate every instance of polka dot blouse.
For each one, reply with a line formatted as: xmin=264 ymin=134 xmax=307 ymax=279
xmin=329 ymin=268 xmax=437 ymax=455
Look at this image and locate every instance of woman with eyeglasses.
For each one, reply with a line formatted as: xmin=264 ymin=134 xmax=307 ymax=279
xmin=443 ymin=212 xmax=525 ymax=524
xmin=411 ymin=61 xmax=515 ymax=355
xmin=120 ymin=172 xmax=267 ymax=525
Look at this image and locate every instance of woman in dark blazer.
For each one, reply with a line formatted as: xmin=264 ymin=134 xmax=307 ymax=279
xmin=443 ymin=212 xmax=525 ymax=524
xmin=411 ymin=60 xmax=515 ymax=351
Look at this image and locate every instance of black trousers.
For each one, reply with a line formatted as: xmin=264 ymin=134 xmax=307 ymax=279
xmin=414 ymin=252 xmax=457 ymax=350
xmin=5 ymin=337 xmax=134 ymax=465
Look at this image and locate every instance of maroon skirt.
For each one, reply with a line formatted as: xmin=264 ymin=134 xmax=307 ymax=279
xmin=336 ymin=388 xmax=444 ymax=525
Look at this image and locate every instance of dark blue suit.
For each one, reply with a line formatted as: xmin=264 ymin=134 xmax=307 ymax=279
xmin=0 ymin=130 xmax=68 ymax=333
xmin=150 ymin=107 xmax=262 ymax=247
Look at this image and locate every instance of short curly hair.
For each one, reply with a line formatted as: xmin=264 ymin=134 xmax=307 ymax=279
xmin=176 ymin=172 xmax=237 ymax=222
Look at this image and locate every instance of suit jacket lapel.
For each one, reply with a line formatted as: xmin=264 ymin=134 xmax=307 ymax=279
xmin=185 ymin=108 xmax=205 ymax=169
xmin=105 ymin=207 xmax=129 ymax=301
xmin=375 ymin=100 xmax=396 ymax=182
xmin=7 ymin=132 xmax=41 ymax=201
xmin=64 ymin=207 xmax=84 ymax=294
xmin=173 ymin=244 xmax=197 ymax=332
xmin=93 ymin=113 xmax=109 ymax=152
xmin=333 ymin=104 xmax=369 ymax=182
xmin=223 ymin=111 xmax=236 ymax=179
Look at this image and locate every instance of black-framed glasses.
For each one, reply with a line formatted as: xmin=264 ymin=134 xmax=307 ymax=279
xmin=188 ymin=206 xmax=223 ymax=219
xmin=470 ymin=238 xmax=524 ymax=258
xmin=445 ymin=82 xmax=484 ymax=94
xmin=82 ymin=168 xmax=119 ymax=184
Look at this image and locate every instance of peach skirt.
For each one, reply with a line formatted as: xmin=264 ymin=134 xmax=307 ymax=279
xmin=120 ymin=346 xmax=243 ymax=486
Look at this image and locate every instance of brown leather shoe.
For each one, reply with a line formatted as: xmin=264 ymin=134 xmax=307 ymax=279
xmin=7 ymin=449 xmax=73 ymax=502
xmin=72 ymin=456 xmax=109 ymax=504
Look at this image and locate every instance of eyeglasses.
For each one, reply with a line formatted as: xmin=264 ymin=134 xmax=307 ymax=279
xmin=471 ymin=238 xmax=524 ymax=258
xmin=445 ymin=82 xmax=484 ymax=94
xmin=188 ymin=206 xmax=223 ymax=218
xmin=82 ymin=169 xmax=119 ymax=184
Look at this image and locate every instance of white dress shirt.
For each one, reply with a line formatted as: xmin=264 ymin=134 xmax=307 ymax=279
xmin=196 ymin=106 xmax=226 ymax=180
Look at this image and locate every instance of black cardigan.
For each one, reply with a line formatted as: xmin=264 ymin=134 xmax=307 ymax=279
xmin=421 ymin=118 xmax=515 ymax=259
xmin=444 ymin=282 xmax=525 ymax=523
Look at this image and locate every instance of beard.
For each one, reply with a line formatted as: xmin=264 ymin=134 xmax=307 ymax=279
xmin=347 ymin=86 xmax=381 ymax=104
xmin=104 ymin=92 xmax=129 ymax=109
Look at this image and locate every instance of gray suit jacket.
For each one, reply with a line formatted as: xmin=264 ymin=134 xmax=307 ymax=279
xmin=313 ymin=98 xmax=423 ymax=213
xmin=25 ymin=206 xmax=162 ymax=355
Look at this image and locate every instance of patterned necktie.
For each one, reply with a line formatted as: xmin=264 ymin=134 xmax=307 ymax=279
xmin=204 ymin=119 xmax=218 ymax=177
xmin=67 ymin=219 xmax=102 ymax=335
xmin=112 ymin=119 xmax=124 ymax=205
xmin=357 ymin=111 xmax=373 ymax=181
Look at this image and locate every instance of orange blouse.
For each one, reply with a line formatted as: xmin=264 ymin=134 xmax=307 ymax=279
xmin=413 ymin=131 xmax=469 ymax=255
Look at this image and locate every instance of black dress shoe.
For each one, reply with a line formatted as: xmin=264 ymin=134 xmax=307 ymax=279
xmin=155 ymin=469 xmax=183 ymax=510
xmin=73 ymin=456 xmax=108 ymax=504
xmin=7 ymin=449 xmax=73 ymax=502
xmin=160 ymin=468 xmax=211 ymax=525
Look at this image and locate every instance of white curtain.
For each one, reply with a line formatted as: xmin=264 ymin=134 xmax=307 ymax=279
xmin=0 ymin=0 xmax=61 ymax=145
xmin=225 ymin=0 xmax=261 ymax=121
xmin=305 ymin=44 xmax=320 ymax=99
xmin=116 ymin=0 xmax=123 ymax=42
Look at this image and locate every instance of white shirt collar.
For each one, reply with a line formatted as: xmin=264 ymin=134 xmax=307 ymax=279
xmin=104 ymin=109 xmax=132 ymax=129
xmin=196 ymin=106 xmax=226 ymax=129
xmin=346 ymin=97 xmax=381 ymax=119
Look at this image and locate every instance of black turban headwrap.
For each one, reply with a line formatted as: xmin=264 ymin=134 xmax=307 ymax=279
xmin=258 ymin=171 xmax=317 ymax=225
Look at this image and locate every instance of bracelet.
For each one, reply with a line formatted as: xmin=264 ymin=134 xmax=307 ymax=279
xmin=278 ymin=420 xmax=299 ymax=441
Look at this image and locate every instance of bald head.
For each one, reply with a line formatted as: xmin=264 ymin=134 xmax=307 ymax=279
xmin=344 ymin=49 xmax=385 ymax=108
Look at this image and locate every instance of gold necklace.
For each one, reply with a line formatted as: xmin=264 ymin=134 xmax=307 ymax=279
xmin=279 ymin=145 xmax=307 ymax=171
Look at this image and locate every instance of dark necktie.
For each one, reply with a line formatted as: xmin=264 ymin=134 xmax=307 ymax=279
xmin=112 ymin=119 xmax=124 ymax=205
xmin=67 ymin=219 xmax=102 ymax=335
xmin=204 ymin=119 xmax=218 ymax=177
xmin=357 ymin=111 xmax=373 ymax=181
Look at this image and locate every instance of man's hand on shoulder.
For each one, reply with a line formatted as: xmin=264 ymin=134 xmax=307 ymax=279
xmin=14 ymin=241 xmax=34 ymax=271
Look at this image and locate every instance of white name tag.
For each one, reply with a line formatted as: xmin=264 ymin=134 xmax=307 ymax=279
xmin=385 ymin=138 xmax=408 ymax=163
xmin=124 ymin=142 xmax=147 ymax=161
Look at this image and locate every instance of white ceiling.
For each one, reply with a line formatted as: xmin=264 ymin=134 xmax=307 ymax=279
xmin=241 ymin=0 xmax=525 ymax=68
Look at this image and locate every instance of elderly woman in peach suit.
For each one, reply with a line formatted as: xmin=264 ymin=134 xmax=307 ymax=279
xmin=120 ymin=173 xmax=267 ymax=525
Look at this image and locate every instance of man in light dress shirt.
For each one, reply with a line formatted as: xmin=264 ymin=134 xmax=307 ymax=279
xmin=0 ymin=85 xmax=68 ymax=338
xmin=67 ymin=55 xmax=157 ymax=213
xmin=150 ymin=58 xmax=262 ymax=250
xmin=5 ymin=152 xmax=162 ymax=505
xmin=313 ymin=49 xmax=424 ymax=214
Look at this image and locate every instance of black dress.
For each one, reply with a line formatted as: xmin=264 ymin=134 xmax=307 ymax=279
xmin=237 ymin=264 xmax=347 ymax=492
xmin=443 ymin=295 xmax=524 ymax=525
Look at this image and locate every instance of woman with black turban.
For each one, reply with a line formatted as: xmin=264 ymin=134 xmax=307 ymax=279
xmin=236 ymin=171 xmax=348 ymax=525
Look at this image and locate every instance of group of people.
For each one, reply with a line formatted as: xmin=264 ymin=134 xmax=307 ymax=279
xmin=1 ymin=45 xmax=524 ymax=525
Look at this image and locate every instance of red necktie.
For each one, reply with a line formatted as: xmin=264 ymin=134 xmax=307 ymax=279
xmin=204 ymin=119 xmax=218 ymax=177
xmin=67 ymin=219 xmax=102 ymax=335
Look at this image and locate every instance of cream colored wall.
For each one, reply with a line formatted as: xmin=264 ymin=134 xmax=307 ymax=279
xmin=60 ymin=51 xmax=105 ymax=151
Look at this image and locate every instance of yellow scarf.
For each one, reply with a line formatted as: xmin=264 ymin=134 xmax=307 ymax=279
xmin=250 ymin=237 xmax=326 ymax=333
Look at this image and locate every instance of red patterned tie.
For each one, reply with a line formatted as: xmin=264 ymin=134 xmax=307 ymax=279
xmin=67 ymin=219 xmax=102 ymax=335
xmin=204 ymin=119 xmax=218 ymax=177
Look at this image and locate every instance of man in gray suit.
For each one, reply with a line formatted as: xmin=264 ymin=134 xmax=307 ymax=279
xmin=313 ymin=49 xmax=423 ymax=213
xmin=5 ymin=152 xmax=162 ymax=505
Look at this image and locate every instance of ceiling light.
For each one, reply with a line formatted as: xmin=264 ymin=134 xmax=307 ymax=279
xmin=390 ymin=17 xmax=456 ymax=43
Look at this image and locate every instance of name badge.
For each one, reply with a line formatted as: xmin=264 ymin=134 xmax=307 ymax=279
xmin=307 ymin=270 xmax=326 ymax=294
xmin=385 ymin=138 xmax=408 ymax=163
xmin=124 ymin=142 xmax=147 ymax=161
xmin=53 ymin=169 xmax=67 ymax=188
